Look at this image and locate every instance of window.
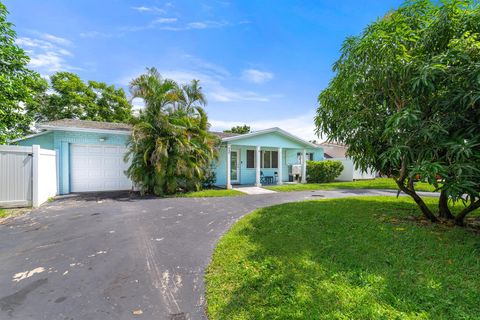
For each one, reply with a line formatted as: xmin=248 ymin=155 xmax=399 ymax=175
xmin=297 ymin=152 xmax=314 ymax=163
xmin=262 ymin=150 xmax=278 ymax=169
xmin=263 ymin=150 xmax=271 ymax=168
xmin=246 ymin=150 xmax=255 ymax=168
xmin=271 ymin=151 xmax=278 ymax=168
xmin=246 ymin=150 xmax=279 ymax=168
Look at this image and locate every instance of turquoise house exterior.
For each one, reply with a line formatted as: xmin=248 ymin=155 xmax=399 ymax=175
xmin=213 ymin=128 xmax=324 ymax=188
xmin=16 ymin=120 xmax=324 ymax=194
xmin=17 ymin=120 xmax=131 ymax=194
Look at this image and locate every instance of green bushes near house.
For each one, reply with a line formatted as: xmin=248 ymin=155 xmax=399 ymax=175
xmin=306 ymin=160 xmax=343 ymax=183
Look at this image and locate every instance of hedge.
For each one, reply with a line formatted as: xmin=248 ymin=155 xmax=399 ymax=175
xmin=306 ymin=160 xmax=344 ymax=183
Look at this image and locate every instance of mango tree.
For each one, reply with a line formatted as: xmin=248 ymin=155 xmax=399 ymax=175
xmin=316 ymin=0 xmax=480 ymax=225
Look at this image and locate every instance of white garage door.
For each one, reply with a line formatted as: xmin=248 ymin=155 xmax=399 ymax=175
xmin=70 ymin=144 xmax=132 ymax=192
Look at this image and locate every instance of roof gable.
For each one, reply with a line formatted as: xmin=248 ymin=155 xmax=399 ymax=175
xmin=221 ymin=127 xmax=318 ymax=149
xmin=39 ymin=119 xmax=131 ymax=130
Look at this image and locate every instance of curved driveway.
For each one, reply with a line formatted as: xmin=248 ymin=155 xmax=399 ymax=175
xmin=0 ymin=189 xmax=435 ymax=320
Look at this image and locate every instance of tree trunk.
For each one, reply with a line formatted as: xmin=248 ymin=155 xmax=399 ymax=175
xmin=455 ymin=199 xmax=480 ymax=226
xmin=396 ymin=179 xmax=438 ymax=222
xmin=438 ymin=190 xmax=454 ymax=220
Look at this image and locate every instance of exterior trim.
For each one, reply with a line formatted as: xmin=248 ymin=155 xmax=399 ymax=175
xmin=37 ymin=125 xmax=132 ymax=135
xmin=221 ymin=127 xmax=318 ymax=149
xmin=10 ymin=130 xmax=51 ymax=143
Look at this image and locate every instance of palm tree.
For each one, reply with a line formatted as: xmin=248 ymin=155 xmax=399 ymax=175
xmin=125 ymin=68 xmax=219 ymax=195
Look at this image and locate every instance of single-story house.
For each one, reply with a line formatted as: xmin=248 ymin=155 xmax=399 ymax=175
xmin=16 ymin=119 xmax=324 ymax=194
xmin=317 ymin=142 xmax=376 ymax=181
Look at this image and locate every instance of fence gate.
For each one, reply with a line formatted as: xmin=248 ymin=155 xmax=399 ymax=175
xmin=0 ymin=146 xmax=33 ymax=208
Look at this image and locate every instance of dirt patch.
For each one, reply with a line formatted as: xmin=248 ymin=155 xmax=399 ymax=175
xmin=0 ymin=208 xmax=32 ymax=224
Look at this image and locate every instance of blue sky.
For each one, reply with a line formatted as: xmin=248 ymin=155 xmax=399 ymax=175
xmin=5 ymin=0 xmax=403 ymax=140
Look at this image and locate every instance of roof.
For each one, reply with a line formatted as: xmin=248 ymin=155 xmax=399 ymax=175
xmin=38 ymin=119 xmax=133 ymax=132
xmin=30 ymin=120 xmax=314 ymax=149
xmin=317 ymin=142 xmax=347 ymax=158
xmin=210 ymin=131 xmax=239 ymax=139
xmin=222 ymin=127 xmax=319 ymax=149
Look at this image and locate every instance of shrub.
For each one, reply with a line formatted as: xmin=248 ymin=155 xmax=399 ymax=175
xmin=202 ymin=167 xmax=217 ymax=189
xmin=307 ymin=160 xmax=344 ymax=183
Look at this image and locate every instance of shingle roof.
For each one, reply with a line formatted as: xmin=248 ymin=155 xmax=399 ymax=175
xmin=317 ymin=142 xmax=347 ymax=158
xmin=38 ymin=119 xmax=241 ymax=139
xmin=210 ymin=131 xmax=239 ymax=139
xmin=39 ymin=119 xmax=133 ymax=131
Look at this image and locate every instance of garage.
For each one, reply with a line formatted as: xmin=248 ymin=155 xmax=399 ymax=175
xmin=70 ymin=144 xmax=132 ymax=192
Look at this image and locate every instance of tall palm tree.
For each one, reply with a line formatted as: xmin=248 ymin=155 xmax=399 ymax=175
xmin=125 ymin=68 xmax=219 ymax=195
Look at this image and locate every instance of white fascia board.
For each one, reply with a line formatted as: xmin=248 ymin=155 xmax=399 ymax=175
xmin=37 ymin=125 xmax=132 ymax=135
xmin=221 ymin=127 xmax=319 ymax=149
xmin=9 ymin=130 xmax=52 ymax=143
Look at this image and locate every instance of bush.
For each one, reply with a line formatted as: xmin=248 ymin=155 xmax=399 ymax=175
xmin=202 ymin=167 xmax=217 ymax=189
xmin=307 ymin=160 xmax=344 ymax=183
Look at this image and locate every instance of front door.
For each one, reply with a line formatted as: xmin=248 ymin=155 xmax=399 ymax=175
xmin=231 ymin=150 xmax=240 ymax=184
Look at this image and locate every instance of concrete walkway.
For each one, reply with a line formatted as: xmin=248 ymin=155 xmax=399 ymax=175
xmin=233 ymin=186 xmax=277 ymax=195
xmin=0 ymin=189 xmax=437 ymax=320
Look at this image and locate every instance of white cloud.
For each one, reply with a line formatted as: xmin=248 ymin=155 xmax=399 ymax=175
xmin=119 ymin=55 xmax=282 ymax=104
xmin=181 ymin=54 xmax=230 ymax=77
xmin=40 ymin=33 xmax=72 ymax=46
xmin=155 ymin=18 xmax=177 ymax=23
xmin=121 ymin=17 xmax=179 ymax=32
xmin=120 ymin=68 xmax=279 ymax=104
xmin=79 ymin=31 xmax=118 ymax=38
xmin=124 ymin=18 xmax=238 ymax=33
xmin=132 ymin=6 xmax=166 ymax=14
xmin=16 ymin=34 xmax=78 ymax=73
xmin=29 ymin=53 xmax=65 ymax=71
xmin=210 ymin=111 xmax=319 ymax=141
xmin=187 ymin=20 xmax=229 ymax=30
xmin=242 ymin=69 xmax=274 ymax=84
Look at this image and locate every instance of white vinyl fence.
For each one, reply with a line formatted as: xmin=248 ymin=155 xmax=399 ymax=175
xmin=0 ymin=145 xmax=57 ymax=208
xmin=333 ymin=158 xmax=376 ymax=182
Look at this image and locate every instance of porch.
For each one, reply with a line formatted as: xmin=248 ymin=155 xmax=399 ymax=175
xmin=224 ymin=145 xmax=308 ymax=189
xmin=212 ymin=127 xmax=324 ymax=189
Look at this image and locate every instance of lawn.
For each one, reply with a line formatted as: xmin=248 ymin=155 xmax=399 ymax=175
xmin=178 ymin=189 xmax=245 ymax=198
xmin=265 ymin=177 xmax=436 ymax=192
xmin=206 ymin=196 xmax=480 ymax=320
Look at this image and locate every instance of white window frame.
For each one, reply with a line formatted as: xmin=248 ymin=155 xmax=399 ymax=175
xmin=261 ymin=150 xmax=278 ymax=169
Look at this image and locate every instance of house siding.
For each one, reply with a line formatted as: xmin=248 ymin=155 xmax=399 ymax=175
xmin=18 ymin=130 xmax=130 ymax=194
xmin=18 ymin=127 xmax=323 ymax=192
xmin=214 ymin=131 xmax=324 ymax=186
xmin=18 ymin=132 xmax=55 ymax=150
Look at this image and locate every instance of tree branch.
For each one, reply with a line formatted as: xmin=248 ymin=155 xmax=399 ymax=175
xmin=438 ymin=190 xmax=454 ymax=220
xmin=395 ymin=160 xmax=438 ymax=222
xmin=455 ymin=199 xmax=480 ymax=226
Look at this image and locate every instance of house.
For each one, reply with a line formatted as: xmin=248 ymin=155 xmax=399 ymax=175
xmin=16 ymin=119 xmax=324 ymax=194
xmin=319 ymin=142 xmax=347 ymax=159
xmin=213 ymin=128 xmax=324 ymax=189
xmin=317 ymin=142 xmax=376 ymax=181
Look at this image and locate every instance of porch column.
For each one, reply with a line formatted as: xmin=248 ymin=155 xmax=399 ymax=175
xmin=226 ymin=144 xmax=232 ymax=189
xmin=255 ymin=146 xmax=261 ymax=187
xmin=277 ymin=148 xmax=283 ymax=185
xmin=301 ymin=148 xmax=307 ymax=183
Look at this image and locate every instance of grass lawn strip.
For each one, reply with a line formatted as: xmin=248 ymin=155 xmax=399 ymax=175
xmin=265 ymin=177 xmax=436 ymax=192
xmin=206 ymin=196 xmax=479 ymax=320
xmin=178 ymin=189 xmax=245 ymax=198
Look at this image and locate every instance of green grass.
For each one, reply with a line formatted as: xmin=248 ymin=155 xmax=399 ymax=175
xmin=0 ymin=209 xmax=6 ymax=219
xmin=206 ymin=196 xmax=480 ymax=320
xmin=265 ymin=177 xmax=436 ymax=192
xmin=177 ymin=189 xmax=245 ymax=198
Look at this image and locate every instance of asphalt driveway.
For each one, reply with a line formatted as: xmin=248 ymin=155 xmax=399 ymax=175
xmin=0 ymin=189 xmax=434 ymax=320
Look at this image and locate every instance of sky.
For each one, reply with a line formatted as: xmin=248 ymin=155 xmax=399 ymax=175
xmin=4 ymin=0 xmax=404 ymax=140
